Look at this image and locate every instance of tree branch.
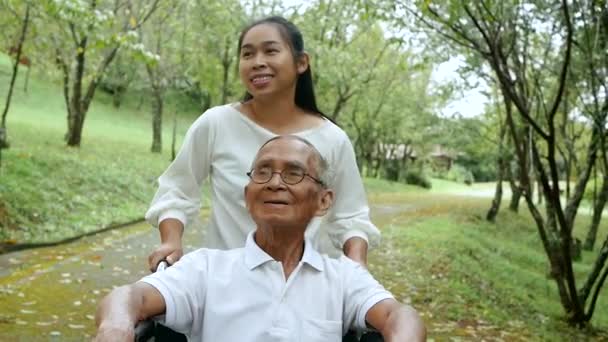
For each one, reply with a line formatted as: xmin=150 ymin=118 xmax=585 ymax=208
xmin=582 ymin=235 xmax=608 ymax=316
xmin=547 ymin=0 xmax=573 ymax=123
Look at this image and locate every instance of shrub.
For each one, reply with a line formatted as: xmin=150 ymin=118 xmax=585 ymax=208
xmin=446 ymin=164 xmax=475 ymax=185
xmin=404 ymin=170 xmax=432 ymax=189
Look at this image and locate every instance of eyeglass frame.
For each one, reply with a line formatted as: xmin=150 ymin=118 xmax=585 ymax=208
xmin=246 ymin=168 xmax=325 ymax=187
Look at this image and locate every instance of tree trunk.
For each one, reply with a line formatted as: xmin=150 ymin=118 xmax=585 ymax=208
xmin=23 ymin=65 xmax=31 ymax=93
xmin=112 ymin=85 xmax=126 ymax=109
xmin=171 ymin=111 xmax=177 ymax=161
xmin=487 ymin=114 xmax=508 ymax=222
xmin=220 ymin=40 xmax=232 ymax=105
xmin=509 ymin=183 xmax=522 ymax=211
xmin=65 ymin=34 xmax=88 ymax=147
xmin=486 ymin=179 xmax=503 ymax=222
xmin=66 ymin=106 xmax=85 ymax=146
xmin=584 ymin=174 xmax=608 ymax=250
xmin=1 ymin=4 xmax=31 ymax=152
xmin=331 ymin=93 xmax=349 ymax=122
xmin=23 ymin=64 xmax=32 ymax=94
xmin=506 ymin=165 xmax=521 ymax=212
xmin=486 ymin=156 xmax=504 ymax=222
xmin=145 ymin=56 xmax=164 ymax=154
xmin=65 ymin=40 xmax=118 ymax=147
xmin=150 ymin=88 xmax=163 ymax=153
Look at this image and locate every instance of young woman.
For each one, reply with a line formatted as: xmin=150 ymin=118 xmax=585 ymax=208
xmin=146 ymin=16 xmax=380 ymax=271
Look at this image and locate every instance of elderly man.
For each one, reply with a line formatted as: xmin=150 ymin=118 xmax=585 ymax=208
xmin=95 ymin=135 xmax=426 ymax=342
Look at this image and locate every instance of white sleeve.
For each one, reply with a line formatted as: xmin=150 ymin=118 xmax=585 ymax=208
xmin=139 ymin=249 xmax=208 ymax=335
xmin=341 ymin=257 xmax=394 ymax=331
xmin=145 ymin=112 xmax=215 ymax=228
xmin=324 ymin=136 xmax=381 ymax=249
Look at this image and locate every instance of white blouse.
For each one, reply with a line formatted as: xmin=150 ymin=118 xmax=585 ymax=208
xmin=145 ymin=104 xmax=380 ymax=255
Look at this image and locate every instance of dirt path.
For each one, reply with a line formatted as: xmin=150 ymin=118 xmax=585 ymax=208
xmin=1 ymin=194 xmax=566 ymax=341
xmin=0 ymin=215 xmax=209 ymax=341
xmin=0 ymin=203 xmax=416 ymax=341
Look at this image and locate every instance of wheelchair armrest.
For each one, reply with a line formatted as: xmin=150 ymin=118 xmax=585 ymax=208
xmin=133 ymin=319 xmax=155 ymax=342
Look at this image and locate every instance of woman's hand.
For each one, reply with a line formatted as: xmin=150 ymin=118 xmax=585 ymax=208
xmin=148 ymin=241 xmax=183 ymax=271
xmin=148 ymin=218 xmax=185 ymax=271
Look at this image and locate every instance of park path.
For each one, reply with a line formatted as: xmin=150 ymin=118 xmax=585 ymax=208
xmin=0 ymin=203 xmax=418 ymax=341
xmin=0 ymin=191 xmax=559 ymax=342
xmin=0 ymin=210 xmax=213 ymax=341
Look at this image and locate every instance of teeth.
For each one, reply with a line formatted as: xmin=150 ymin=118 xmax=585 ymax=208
xmin=252 ymin=76 xmax=272 ymax=83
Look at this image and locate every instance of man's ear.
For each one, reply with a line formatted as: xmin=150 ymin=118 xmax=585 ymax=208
xmin=244 ymin=185 xmax=250 ymax=210
xmin=314 ymin=188 xmax=334 ymax=217
xmin=296 ymin=52 xmax=310 ymax=75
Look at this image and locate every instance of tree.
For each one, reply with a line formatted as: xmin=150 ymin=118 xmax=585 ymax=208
xmin=298 ymin=0 xmax=397 ymax=122
xmin=1 ymin=1 xmax=30 ymax=166
xmin=99 ymin=53 xmax=137 ymax=109
xmin=405 ymin=0 xmax=608 ymax=326
xmin=139 ymin=2 xmax=179 ymax=153
xmin=46 ymin=0 xmax=160 ymax=147
xmin=181 ymin=0 xmax=246 ymax=109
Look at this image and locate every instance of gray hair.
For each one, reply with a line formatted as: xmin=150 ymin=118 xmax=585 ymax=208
xmin=254 ymin=135 xmax=330 ymax=186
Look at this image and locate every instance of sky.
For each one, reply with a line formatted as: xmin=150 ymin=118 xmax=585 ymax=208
xmin=432 ymin=58 xmax=488 ymax=118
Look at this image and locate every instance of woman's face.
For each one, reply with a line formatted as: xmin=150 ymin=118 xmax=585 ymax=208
xmin=239 ymin=24 xmax=307 ymax=99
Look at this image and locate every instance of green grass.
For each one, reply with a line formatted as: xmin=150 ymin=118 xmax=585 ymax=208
xmin=0 ymin=53 xmax=201 ymax=244
xmin=363 ymin=177 xmax=423 ymax=194
xmin=368 ymin=194 xmax=608 ymax=340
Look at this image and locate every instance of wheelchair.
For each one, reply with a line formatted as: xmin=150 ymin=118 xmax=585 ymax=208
xmin=134 ymin=322 xmax=383 ymax=342
xmin=134 ymin=261 xmax=384 ymax=342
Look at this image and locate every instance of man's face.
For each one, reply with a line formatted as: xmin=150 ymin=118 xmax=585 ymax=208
xmin=245 ymin=138 xmax=333 ymax=229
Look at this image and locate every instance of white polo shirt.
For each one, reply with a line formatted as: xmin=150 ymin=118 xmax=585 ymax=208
xmin=140 ymin=232 xmax=393 ymax=342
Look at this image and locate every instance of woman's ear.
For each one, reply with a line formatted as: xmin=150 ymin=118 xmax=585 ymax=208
xmin=296 ymin=52 xmax=310 ymax=75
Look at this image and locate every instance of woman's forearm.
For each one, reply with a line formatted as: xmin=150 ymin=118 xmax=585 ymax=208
xmin=159 ymin=218 xmax=184 ymax=244
xmin=343 ymin=236 xmax=368 ymax=265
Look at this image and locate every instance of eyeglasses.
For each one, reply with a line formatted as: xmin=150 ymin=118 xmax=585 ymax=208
xmin=247 ymin=167 xmax=324 ymax=186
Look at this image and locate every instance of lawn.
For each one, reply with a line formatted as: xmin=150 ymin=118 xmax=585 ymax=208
xmin=367 ymin=192 xmax=608 ymax=341
xmin=0 ymin=53 xmax=199 ymax=245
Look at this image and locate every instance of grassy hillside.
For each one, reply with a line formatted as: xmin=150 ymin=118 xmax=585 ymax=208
xmin=0 ymin=53 xmax=199 ymax=244
xmin=367 ymin=192 xmax=608 ymax=340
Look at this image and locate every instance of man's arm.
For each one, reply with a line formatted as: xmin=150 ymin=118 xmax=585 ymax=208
xmin=95 ymin=282 xmax=166 ymax=342
xmin=343 ymin=236 xmax=368 ymax=266
xmin=365 ymin=298 xmax=426 ymax=342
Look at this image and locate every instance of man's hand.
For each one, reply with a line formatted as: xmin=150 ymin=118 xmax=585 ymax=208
xmin=343 ymin=237 xmax=368 ymax=267
xmin=94 ymin=321 xmax=134 ymax=342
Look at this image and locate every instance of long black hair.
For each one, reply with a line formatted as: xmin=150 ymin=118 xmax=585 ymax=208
xmin=237 ymin=16 xmax=328 ymax=119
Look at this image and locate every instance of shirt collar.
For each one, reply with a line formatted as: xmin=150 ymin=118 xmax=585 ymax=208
xmin=244 ymin=231 xmax=324 ymax=272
